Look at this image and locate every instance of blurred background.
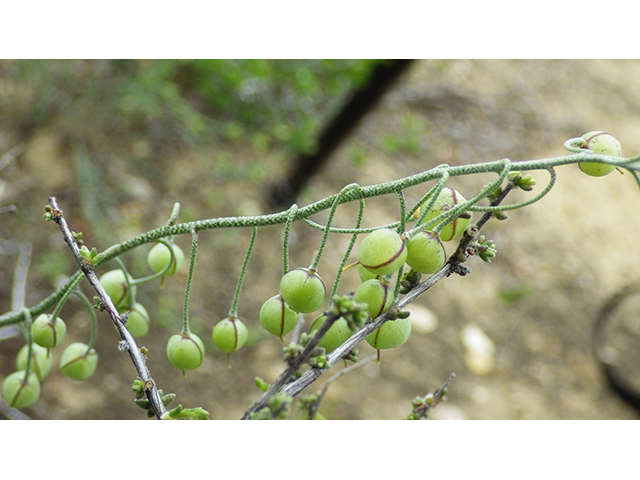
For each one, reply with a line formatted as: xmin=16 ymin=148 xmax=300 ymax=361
xmin=1 ymin=59 xmax=640 ymax=419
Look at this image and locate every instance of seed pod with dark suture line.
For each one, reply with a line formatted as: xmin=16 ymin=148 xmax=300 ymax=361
xmin=59 ymin=342 xmax=99 ymax=381
xmin=354 ymin=279 xmax=394 ymax=319
xmin=406 ymin=230 xmax=447 ymax=274
xmin=100 ymin=269 xmax=136 ymax=309
xmin=366 ymin=316 xmax=411 ymax=351
xmin=260 ymin=294 xmax=299 ymax=339
xmin=309 ymin=314 xmax=354 ymax=353
xmin=417 ymin=187 xmax=471 ymax=242
xmin=30 ymin=313 xmax=66 ymax=349
xmin=358 ymin=229 xmax=407 ymax=276
xmin=166 ymin=332 xmax=205 ymax=374
xmin=2 ymin=370 xmax=40 ymax=409
xmin=16 ymin=344 xmax=53 ymax=381
xmin=279 ymin=268 xmax=326 ymax=314
xmin=212 ymin=316 xmax=248 ymax=354
xmin=579 ymin=131 xmax=622 ymax=177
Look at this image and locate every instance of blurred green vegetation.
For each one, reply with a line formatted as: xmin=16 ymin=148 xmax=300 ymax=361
xmin=0 ymin=59 xmax=381 ymax=157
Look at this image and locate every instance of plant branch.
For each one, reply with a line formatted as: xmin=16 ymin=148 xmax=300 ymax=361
xmin=46 ymin=197 xmax=167 ymax=419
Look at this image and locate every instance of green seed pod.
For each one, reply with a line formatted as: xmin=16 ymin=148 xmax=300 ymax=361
xmin=259 ymin=294 xmax=299 ymax=339
xmin=59 ymin=342 xmax=99 ymax=381
xmin=354 ymin=279 xmax=394 ymax=319
xmin=310 ymin=314 xmax=354 ymax=353
xmin=2 ymin=370 xmax=41 ymax=409
xmin=16 ymin=344 xmax=53 ymax=381
xmin=279 ymin=268 xmax=326 ymax=314
xmin=99 ymin=269 xmax=136 ymax=309
xmin=212 ymin=316 xmax=248 ymax=354
xmin=358 ymin=229 xmax=407 ymax=276
xmin=418 ymin=187 xmax=471 ymax=241
xmin=357 ymin=263 xmax=380 ymax=282
xmin=120 ymin=303 xmax=150 ymax=338
xmin=30 ymin=313 xmax=66 ymax=349
xmin=166 ymin=332 xmax=205 ymax=373
xmin=406 ymin=230 xmax=447 ymax=274
xmin=579 ymin=131 xmax=622 ymax=177
xmin=147 ymin=242 xmax=185 ymax=276
xmin=366 ymin=316 xmax=411 ymax=350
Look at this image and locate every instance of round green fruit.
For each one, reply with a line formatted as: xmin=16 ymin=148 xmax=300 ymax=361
xmin=357 ymin=263 xmax=380 ymax=282
xmin=212 ymin=316 xmax=248 ymax=354
xmin=166 ymin=332 xmax=205 ymax=372
xmin=279 ymin=268 xmax=326 ymax=314
xmin=147 ymin=242 xmax=185 ymax=276
xmin=30 ymin=313 xmax=66 ymax=349
xmin=354 ymin=279 xmax=393 ymax=319
xmin=358 ymin=229 xmax=407 ymax=276
xmin=579 ymin=131 xmax=622 ymax=177
xmin=120 ymin=303 xmax=150 ymax=338
xmin=59 ymin=343 xmax=99 ymax=381
xmin=99 ymin=269 xmax=136 ymax=309
xmin=406 ymin=230 xmax=447 ymax=274
xmin=366 ymin=316 xmax=411 ymax=350
xmin=310 ymin=314 xmax=354 ymax=353
xmin=260 ymin=294 xmax=299 ymax=339
xmin=419 ymin=187 xmax=470 ymax=241
xmin=16 ymin=344 xmax=53 ymax=381
xmin=2 ymin=370 xmax=40 ymax=409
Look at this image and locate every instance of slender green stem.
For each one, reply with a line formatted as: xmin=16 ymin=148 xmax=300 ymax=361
xmin=396 ymin=191 xmax=407 ymax=234
xmin=19 ymin=308 xmax=33 ymax=383
xmin=309 ymin=183 xmax=360 ymax=272
xmin=282 ymin=204 xmax=298 ymax=275
xmin=228 ymin=227 xmax=258 ymax=318
xmin=330 ymin=198 xmax=365 ymax=297
xmin=167 ymin=202 xmax=180 ymax=226
xmin=73 ymin=289 xmax=99 ymax=353
xmin=181 ymin=229 xmax=199 ymax=334
xmin=50 ymin=273 xmax=84 ymax=323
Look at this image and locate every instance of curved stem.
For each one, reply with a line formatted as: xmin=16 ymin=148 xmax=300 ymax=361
xmin=330 ymin=198 xmax=365 ymax=297
xmin=282 ymin=204 xmax=298 ymax=275
xmin=181 ymin=229 xmax=198 ymax=334
xmin=72 ymin=289 xmax=99 ymax=353
xmin=228 ymin=227 xmax=258 ymax=318
xmin=309 ymin=183 xmax=360 ymax=272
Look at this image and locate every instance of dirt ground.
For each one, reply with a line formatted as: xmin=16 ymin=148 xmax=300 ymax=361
xmin=1 ymin=59 xmax=640 ymax=420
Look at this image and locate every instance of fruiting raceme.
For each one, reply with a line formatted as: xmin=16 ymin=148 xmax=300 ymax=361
xmin=578 ymin=131 xmax=622 ymax=177
xmin=358 ymin=229 xmax=407 ymax=276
